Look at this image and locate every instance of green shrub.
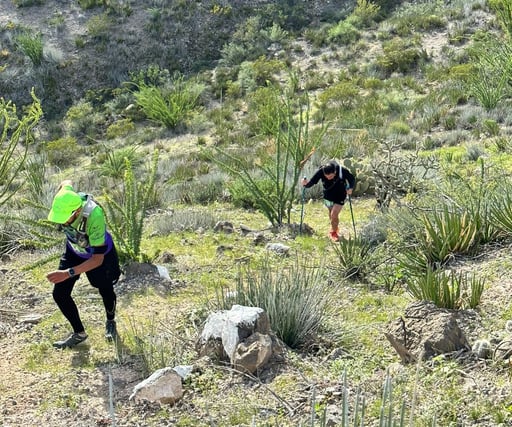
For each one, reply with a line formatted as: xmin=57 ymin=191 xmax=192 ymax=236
xmin=327 ymin=20 xmax=361 ymax=45
xmin=13 ymin=0 xmax=45 ymax=6
xmin=105 ymin=118 xmax=135 ymax=139
xmin=219 ymin=16 xmax=267 ymax=66
xmin=219 ymin=257 xmax=333 ymax=348
xmin=377 ymin=38 xmax=427 ymax=75
xmin=388 ymin=120 xmax=411 ymax=135
xmin=63 ymin=100 xmax=104 ymax=139
xmin=482 ymin=119 xmax=500 ymax=136
xmin=44 ymin=137 xmax=80 ymax=167
xmin=132 ymin=75 xmax=204 ymax=129
xmin=78 ymin=0 xmax=102 ymax=9
xmin=15 ymin=32 xmax=43 ymax=65
xmin=78 ymin=0 xmax=133 ymax=14
xmin=149 ymin=208 xmax=219 ymax=235
xmin=170 ymin=177 xmax=226 ymax=205
xmin=237 ymin=57 xmax=285 ymax=94
xmin=261 ymin=22 xmax=288 ymax=44
xmin=407 ymin=267 xmax=485 ymax=310
xmin=351 ymin=0 xmax=381 ymax=28
xmin=304 ymin=25 xmax=330 ymax=48
xmin=390 ymin=1 xmax=446 ymax=35
xmin=74 ymin=36 xmax=86 ymax=48
xmin=228 ymin=177 xmax=274 ymax=209
xmin=317 ymin=81 xmax=360 ymax=112
xmin=86 ymin=14 xmax=111 ymax=41
xmin=48 ymin=12 xmax=65 ymax=29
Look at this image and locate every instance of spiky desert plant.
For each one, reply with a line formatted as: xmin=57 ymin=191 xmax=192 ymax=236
xmin=0 ymin=89 xmax=42 ymax=208
xmin=406 ymin=267 xmax=484 ymax=310
xmin=332 ymin=234 xmax=375 ymax=280
xmin=220 ymin=256 xmax=332 ymax=348
xmin=102 ymin=149 xmax=159 ymax=262
xmin=131 ymin=73 xmax=204 ymax=129
xmin=208 ymin=86 xmax=323 ymax=226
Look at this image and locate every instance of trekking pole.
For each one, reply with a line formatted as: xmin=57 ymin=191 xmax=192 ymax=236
xmin=300 ymin=177 xmax=306 ymax=234
xmin=347 ymin=193 xmax=356 ymax=238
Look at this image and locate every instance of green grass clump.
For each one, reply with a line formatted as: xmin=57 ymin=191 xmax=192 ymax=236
xmin=15 ymin=31 xmax=43 ymax=65
xmin=407 ymin=267 xmax=485 ymax=309
xmin=132 ymin=74 xmax=204 ymax=129
xmin=220 ymin=256 xmax=333 ymax=349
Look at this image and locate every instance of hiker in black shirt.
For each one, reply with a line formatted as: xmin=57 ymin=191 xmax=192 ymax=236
xmin=302 ymin=160 xmax=355 ymax=242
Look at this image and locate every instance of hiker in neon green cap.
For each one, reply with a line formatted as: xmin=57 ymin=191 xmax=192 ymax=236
xmin=46 ymin=180 xmax=121 ymax=349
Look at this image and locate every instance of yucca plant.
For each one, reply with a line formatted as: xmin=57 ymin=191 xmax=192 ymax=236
xmin=417 ymin=206 xmax=478 ymax=266
xmin=441 ymin=159 xmax=500 ymax=244
xmin=131 ymin=74 xmax=204 ymax=129
xmin=407 ymin=267 xmax=484 ymax=310
xmin=219 ymin=256 xmax=332 ymax=348
xmin=489 ymin=183 xmax=512 ymax=236
xmin=332 ymin=234 xmax=375 ymax=280
xmin=15 ymin=32 xmax=44 ymax=66
xmin=93 ymin=144 xmax=142 ymax=179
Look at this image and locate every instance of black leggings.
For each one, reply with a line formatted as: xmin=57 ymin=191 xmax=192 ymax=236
xmin=52 ymin=245 xmax=120 ymax=333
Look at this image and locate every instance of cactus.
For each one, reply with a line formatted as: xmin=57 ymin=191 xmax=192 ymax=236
xmin=472 ymin=339 xmax=492 ymax=359
xmin=341 ymin=158 xmax=375 ymax=196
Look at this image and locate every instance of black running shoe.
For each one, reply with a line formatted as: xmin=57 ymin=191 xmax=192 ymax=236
xmin=105 ymin=320 xmax=117 ymax=341
xmin=53 ymin=332 xmax=88 ymax=349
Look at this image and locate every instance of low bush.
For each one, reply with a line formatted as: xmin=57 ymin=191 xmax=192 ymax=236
xmin=332 ymin=234 xmax=375 ymax=280
xmin=44 ymin=136 xmax=80 ymax=167
xmin=148 ymin=208 xmax=218 ymax=235
xmin=327 ymin=20 xmax=361 ymax=45
xmin=220 ymin=257 xmax=333 ymax=348
xmin=63 ymin=100 xmax=104 ymax=139
xmin=106 ymin=118 xmax=135 ymax=139
xmin=15 ymin=32 xmax=43 ymax=66
xmin=407 ymin=267 xmax=485 ymax=309
xmin=376 ymin=38 xmax=428 ymax=75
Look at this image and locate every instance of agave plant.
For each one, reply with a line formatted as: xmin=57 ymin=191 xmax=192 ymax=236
xmin=332 ymin=234 xmax=375 ymax=280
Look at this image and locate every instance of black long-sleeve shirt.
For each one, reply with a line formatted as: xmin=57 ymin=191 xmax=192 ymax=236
xmin=305 ymin=163 xmax=355 ymax=204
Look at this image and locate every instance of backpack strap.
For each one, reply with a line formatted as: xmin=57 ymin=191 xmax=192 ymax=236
xmin=78 ymin=195 xmax=98 ymax=233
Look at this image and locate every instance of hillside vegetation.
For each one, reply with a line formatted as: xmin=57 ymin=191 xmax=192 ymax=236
xmin=4 ymin=0 xmax=512 ymax=426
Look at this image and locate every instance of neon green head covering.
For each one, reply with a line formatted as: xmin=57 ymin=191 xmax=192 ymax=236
xmin=48 ymin=186 xmax=83 ymax=224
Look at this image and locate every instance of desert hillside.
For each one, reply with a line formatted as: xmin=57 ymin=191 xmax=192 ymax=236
xmin=3 ymin=0 xmax=512 ymax=426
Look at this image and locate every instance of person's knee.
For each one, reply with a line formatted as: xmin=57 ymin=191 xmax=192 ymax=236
xmin=53 ymin=287 xmax=70 ymax=303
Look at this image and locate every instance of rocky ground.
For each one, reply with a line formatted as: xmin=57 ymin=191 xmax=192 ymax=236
xmin=0 ymin=259 xmax=151 ymax=427
xmin=2 ymin=238 xmax=512 ymax=426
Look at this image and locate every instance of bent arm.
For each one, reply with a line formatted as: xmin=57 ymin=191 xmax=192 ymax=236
xmin=46 ymin=252 xmax=105 ymax=284
xmin=303 ymin=169 xmax=323 ymax=188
